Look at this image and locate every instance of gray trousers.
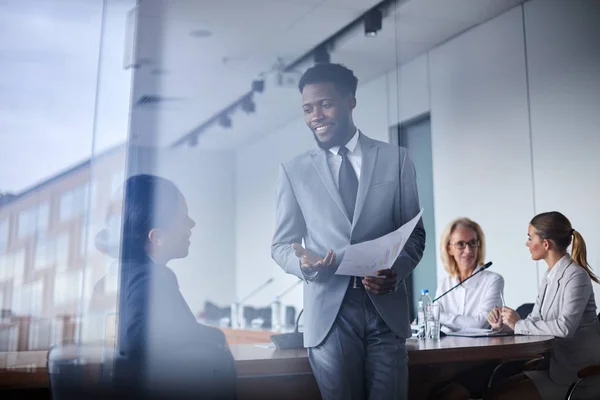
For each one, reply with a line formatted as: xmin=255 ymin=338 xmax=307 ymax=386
xmin=308 ymin=287 xmax=408 ymax=400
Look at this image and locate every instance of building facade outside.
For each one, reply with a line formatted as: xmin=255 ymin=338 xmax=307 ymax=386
xmin=0 ymin=145 xmax=127 ymax=350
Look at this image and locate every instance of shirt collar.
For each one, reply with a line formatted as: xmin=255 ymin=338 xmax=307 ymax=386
xmin=545 ymin=254 xmax=571 ymax=284
xmin=329 ymin=129 xmax=360 ymax=156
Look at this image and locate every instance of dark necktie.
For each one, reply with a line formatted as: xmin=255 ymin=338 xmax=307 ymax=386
xmin=338 ymin=146 xmax=358 ymax=221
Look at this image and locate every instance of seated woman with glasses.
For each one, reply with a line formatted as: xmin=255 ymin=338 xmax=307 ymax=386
xmin=485 ymin=212 xmax=600 ymax=400
xmin=436 ymin=217 xmax=504 ymax=332
xmin=430 ymin=218 xmax=505 ymax=400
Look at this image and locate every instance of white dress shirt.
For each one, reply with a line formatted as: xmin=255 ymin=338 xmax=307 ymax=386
xmin=327 ymin=129 xmax=361 ymax=187
xmin=546 ymin=261 xmax=559 ymax=284
xmin=538 ymin=263 xmax=559 ymax=313
xmin=435 ymin=265 xmax=505 ymax=331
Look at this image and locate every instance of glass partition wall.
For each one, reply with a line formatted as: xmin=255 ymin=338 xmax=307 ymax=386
xmin=1 ymin=2 xmax=599 ymax=389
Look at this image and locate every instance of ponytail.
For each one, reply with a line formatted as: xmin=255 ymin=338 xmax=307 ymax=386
xmin=572 ymin=230 xmax=599 ymax=284
xmin=530 ymin=211 xmax=599 ymax=284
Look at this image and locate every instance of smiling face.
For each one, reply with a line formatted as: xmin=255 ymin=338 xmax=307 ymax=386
xmin=448 ymin=225 xmax=479 ymax=272
xmin=301 ymin=82 xmax=356 ymax=150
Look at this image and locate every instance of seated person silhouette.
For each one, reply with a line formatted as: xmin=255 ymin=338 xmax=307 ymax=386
xmin=114 ymin=174 xmax=236 ymax=400
xmin=88 ymin=200 xmax=122 ymax=315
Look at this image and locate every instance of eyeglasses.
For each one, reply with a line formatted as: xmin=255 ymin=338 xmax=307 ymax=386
xmin=449 ymin=239 xmax=480 ymax=250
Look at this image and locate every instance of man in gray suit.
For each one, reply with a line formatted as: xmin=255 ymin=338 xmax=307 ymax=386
xmin=271 ymin=63 xmax=426 ymax=400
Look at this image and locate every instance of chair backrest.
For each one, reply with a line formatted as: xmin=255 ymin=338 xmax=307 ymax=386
xmin=0 ymin=320 xmax=19 ymax=352
xmin=47 ymin=341 xmax=114 ymax=400
xmin=516 ymin=303 xmax=535 ymax=320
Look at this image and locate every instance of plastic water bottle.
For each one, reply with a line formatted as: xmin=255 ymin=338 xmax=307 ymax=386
xmin=417 ymin=289 xmax=432 ymax=339
xmin=271 ymin=298 xmax=282 ymax=332
xmin=231 ymin=301 xmax=245 ymax=329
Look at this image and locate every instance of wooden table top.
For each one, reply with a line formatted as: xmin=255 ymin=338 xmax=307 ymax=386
xmin=0 ymin=335 xmax=553 ymax=388
xmin=232 ymin=335 xmax=554 ymax=376
xmin=406 ymin=335 xmax=554 ymax=364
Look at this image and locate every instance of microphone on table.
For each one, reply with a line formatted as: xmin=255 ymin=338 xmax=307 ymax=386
xmin=269 ymin=279 xmax=302 ymax=341
xmin=432 ymin=261 xmax=493 ymax=303
xmin=239 ymin=278 xmax=274 ymax=303
xmin=231 ymin=278 xmax=273 ymax=328
xmin=270 ymin=279 xmax=302 ymax=304
xmin=270 ymin=309 xmax=304 ymax=349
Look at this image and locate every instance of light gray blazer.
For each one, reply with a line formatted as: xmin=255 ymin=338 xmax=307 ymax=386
xmin=515 ymin=255 xmax=600 ymax=385
xmin=271 ymin=133 xmax=426 ymax=347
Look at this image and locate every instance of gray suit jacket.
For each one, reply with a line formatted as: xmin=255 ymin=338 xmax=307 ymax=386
xmin=515 ymin=256 xmax=600 ymax=385
xmin=271 ymin=133 xmax=426 ymax=347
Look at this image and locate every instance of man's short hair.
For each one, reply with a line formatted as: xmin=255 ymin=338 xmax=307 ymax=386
xmin=298 ymin=63 xmax=358 ymax=96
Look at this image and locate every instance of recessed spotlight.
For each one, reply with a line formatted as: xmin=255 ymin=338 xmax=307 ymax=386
xmin=190 ymin=29 xmax=212 ymax=38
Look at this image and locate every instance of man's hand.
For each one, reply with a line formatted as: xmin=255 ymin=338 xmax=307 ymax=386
xmin=362 ymin=269 xmax=397 ymax=295
xmin=501 ymin=307 xmax=520 ymax=330
xmin=487 ymin=306 xmax=503 ymax=331
xmin=292 ymin=243 xmax=336 ymax=275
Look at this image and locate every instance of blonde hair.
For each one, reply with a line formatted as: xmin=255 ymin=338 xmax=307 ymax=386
xmin=440 ymin=217 xmax=486 ymax=277
xmin=530 ymin=211 xmax=599 ymax=284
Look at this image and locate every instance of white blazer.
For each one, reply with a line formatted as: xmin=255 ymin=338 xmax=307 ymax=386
xmin=515 ymin=255 xmax=600 ymax=386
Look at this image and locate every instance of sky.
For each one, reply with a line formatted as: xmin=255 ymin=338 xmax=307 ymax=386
xmin=0 ymin=0 xmax=133 ymax=193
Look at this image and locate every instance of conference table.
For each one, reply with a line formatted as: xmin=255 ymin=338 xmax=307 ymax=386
xmin=233 ymin=335 xmax=554 ymax=399
xmin=0 ymin=335 xmax=553 ymax=400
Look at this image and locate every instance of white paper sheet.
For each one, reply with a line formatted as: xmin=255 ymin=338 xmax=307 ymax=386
xmin=445 ymin=328 xmax=511 ymax=337
xmin=254 ymin=343 xmax=276 ymax=348
xmin=335 ymin=209 xmax=424 ymax=277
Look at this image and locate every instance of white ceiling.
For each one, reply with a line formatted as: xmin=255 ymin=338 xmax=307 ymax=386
xmin=131 ymin=0 xmax=525 ymax=149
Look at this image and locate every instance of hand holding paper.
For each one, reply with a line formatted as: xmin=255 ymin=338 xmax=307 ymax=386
xmin=335 ymin=209 xmax=424 ymax=277
xmin=362 ymin=269 xmax=398 ymax=295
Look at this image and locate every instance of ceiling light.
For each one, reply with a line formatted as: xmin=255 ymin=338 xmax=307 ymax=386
xmin=252 ymin=79 xmax=265 ymax=93
xmin=219 ymin=115 xmax=232 ymax=128
xmin=364 ymin=9 xmax=382 ymax=37
xmin=241 ymin=95 xmax=256 ymax=114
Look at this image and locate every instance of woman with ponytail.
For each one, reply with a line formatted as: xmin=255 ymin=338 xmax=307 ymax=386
xmin=485 ymin=211 xmax=600 ymax=399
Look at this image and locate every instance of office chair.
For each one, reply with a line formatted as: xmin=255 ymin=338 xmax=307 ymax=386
xmin=47 ymin=341 xmax=115 ymax=400
xmin=564 ymin=313 xmax=600 ymax=400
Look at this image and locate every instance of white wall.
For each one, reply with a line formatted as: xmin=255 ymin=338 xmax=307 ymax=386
xmin=128 ymin=5 xmax=238 ymax=315
xmin=524 ymin=0 xmax=600 ymax=301
xmin=428 ymin=6 xmax=537 ymax=307
xmin=352 ymin=74 xmax=391 ymax=142
xmin=386 ymin=54 xmax=431 ymax=127
xmin=234 ymin=118 xmax=313 ymax=309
